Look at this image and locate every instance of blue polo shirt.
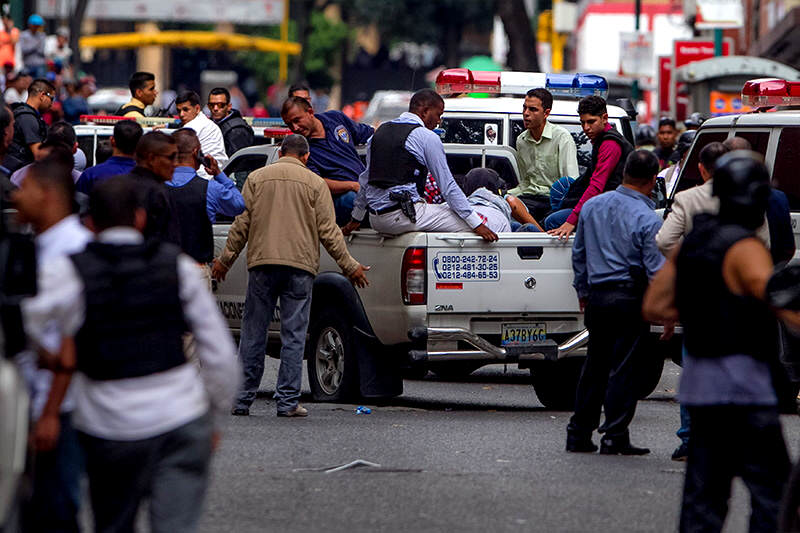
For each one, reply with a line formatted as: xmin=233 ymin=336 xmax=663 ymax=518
xmin=76 ymin=156 xmax=136 ymax=194
xmin=307 ymin=111 xmax=373 ymax=182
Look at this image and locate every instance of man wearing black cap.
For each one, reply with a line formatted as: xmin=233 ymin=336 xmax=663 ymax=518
xmin=658 ymin=130 xmax=695 ymax=198
xmin=644 ymin=151 xmax=800 ymax=532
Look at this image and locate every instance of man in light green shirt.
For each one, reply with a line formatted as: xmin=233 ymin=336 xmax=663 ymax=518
xmin=509 ymin=88 xmax=579 ymax=221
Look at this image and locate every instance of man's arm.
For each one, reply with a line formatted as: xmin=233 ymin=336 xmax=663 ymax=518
xmin=324 ymin=177 xmax=359 ymax=195
xmin=340 ymin=111 xmax=374 ymax=145
xmin=655 ymin=193 xmax=688 ymax=255
xmin=33 ymin=337 xmax=76 ymax=452
xmin=202 ymin=158 xmax=245 ymax=222
xmin=642 ymin=249 xmax=679 ymax=324
xmin=571 ymin=218 xmax=589 ymax=309
xmin=723 ymin=238 xmax=774 ymax=300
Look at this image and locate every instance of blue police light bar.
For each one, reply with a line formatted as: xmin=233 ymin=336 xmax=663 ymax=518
xmin=545 ymin=73 xmax=608 ymax=99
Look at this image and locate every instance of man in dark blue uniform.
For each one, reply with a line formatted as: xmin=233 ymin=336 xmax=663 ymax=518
xmin=281 ymin=96 xmax=374 ymax=225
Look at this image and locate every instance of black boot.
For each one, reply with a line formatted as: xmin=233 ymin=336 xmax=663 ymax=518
xmin=566 ymin=433 xmax=598 ymax=453
xmin=599 ymin=436 xmax=650 ymax=455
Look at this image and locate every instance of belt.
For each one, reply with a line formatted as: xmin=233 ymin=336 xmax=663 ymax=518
xmin=590 ymin=280 xmax=641 ymax=292
xmin=368 ymin=204 xmax=402 ymax=215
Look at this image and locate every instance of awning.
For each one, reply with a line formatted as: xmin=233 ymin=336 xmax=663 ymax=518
xmin=676 ymin=56 xmax=800 ymax=83
xmin=79 ymin=31 xmax=301 ymax=55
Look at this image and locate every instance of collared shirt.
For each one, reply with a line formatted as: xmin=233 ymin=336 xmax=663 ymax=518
xmin=509 ymin=121 xmax=578 ymax=197
xmin=76 ymin=155 xmax=136 ymax=194
xmin=352 ymin=112 xmax=482 ymax=229
xmin=306 ymin=110 xmax=374 ymax=182
xmin=21 ymin=227 xmax=239 ymax=440
xmin=167 ymin=166 xmax=245 ymax=223
xmin=11 ymin=162 xmax=81 ymax=187
xmin=184 ymin=112 xmax=229 ymax=179
xmin=566 ymin=123 xmax=623 ymax=226
xmin=572 ymin=185 xmax=665 ymax=299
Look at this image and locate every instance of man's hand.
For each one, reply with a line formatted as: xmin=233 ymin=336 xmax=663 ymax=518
xmin=203 ymin=155 xmax=221 ymax=177
xmin=32 ymin=414 xmax=60 ymax=452
xmin=350 ymin=181 xmax=360 ymax=193
xmin=660 ymin=322 xmax=676 ymax=341
xmin=473 ymin=223 xmax=498 ymax=242
xmin=348 ymin=264 xmax=370 ymax=288
xmin=211 ymin=258 xmax=229 ymax=281
xmin=548 ymin=221 xmax=575 ymax=240
xmin=341 ymin=220 xmax=361 ymax=235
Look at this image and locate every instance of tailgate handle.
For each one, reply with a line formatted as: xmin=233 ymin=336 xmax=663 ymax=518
xmin=517 ymin=246 xmax=543 ymax=260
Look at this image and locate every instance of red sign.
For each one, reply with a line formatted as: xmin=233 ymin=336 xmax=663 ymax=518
xmin=658 ymin=56 xmax=671 ymax=115
xmin=673 ymin=39 xmax=731 ymax=68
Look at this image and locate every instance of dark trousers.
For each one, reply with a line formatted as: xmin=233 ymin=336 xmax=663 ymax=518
xmin=79 ymin=414 xmax=213 ymax=533
xmin=517 ymin=193 xmax=552 ymax=223
xmin=567 ymin=286 xmax=646 ymax=441
xmin=680 ymin=406 xmax=789 ymax=533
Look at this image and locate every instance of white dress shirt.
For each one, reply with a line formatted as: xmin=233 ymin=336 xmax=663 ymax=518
xmin=184 ymin=112 xmax=229 ymax=179
xmin=21 ymin=227 xmax=239 ymax=440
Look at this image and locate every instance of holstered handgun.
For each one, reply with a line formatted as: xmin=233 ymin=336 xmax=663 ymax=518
xmin=389 ymin=191 xmax=417 ymax=223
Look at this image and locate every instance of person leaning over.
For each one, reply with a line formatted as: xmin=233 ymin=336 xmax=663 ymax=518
xmin=3 ymin=77 xmax=54 ymax=172
xmin=22 ymin=176 xmax=239 ymax=533
xmin=508 ymin=87 xmax=578 ymax=222
xmin=212 ymin=134 xmax=369 ymax=418
xmin=76 ymin=119 xmax=142 ymax=193
xmin=116 ymin=71 xmax=157 ymax=118
xmin=343 ymin=88 xmax=497 ymax=241
xmin=566 ymin=150 xmax=664 ymax=456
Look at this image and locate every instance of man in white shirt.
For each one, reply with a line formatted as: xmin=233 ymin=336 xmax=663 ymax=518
xmin=22 ymin=177 xmax=239 ymax=533
xmin=13 ymin=156 xmax=91 ymax=531
xmin=176 ymin=90 xmax=228 ymax=179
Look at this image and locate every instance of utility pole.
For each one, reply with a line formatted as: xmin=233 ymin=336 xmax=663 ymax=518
xmin=713 ymin=28 xmax=723 ymax=56
xmin=632 ymin=0 xmax=641 ymax=101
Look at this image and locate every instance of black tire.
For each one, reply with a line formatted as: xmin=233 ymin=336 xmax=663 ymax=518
xmin=306 ymin=308 xmax=360 ymax=402
xmin=429 ymin=362 xmax=483 ymax=379
xmin=530 ymin=357 xmax=585 ymax=410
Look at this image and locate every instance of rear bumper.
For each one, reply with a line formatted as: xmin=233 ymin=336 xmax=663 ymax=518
xmin=407 ymin=327 xmax=588 ymax=363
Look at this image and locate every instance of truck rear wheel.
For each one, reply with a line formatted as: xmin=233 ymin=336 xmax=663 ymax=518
xmin=306 ymin=309 xmax=360 ymax=402
xmin=530 ymin=358 xmax=585 ymax=410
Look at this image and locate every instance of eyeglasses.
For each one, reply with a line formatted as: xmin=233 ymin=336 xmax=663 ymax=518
xmin=207 ymin=102 xmax=228 ymax=108
xmin=44 ymin=92 xmax=53 ymax=100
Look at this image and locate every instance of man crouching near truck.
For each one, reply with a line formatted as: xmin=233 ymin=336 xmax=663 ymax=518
xmin=342 ymin=88 xmax=497 ymax=242
xmin=212 ymin=134 xmax=369 ymax=418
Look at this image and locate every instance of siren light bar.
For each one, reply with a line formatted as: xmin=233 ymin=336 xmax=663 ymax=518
xmin=741 ymin=78 xmax=800 ymax=108
xmin=79 ymin=115 xmax=292 ymax=137
xmin=435 ymin=68 xmax=609 ymax=99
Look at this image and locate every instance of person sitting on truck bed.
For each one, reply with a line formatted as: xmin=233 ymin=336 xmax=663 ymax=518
xmin=508 ymin=88 xmax=579 ymax=223
xmin=459 ymin=167 xmax=543 ymax=233
xmin=342 ymin=89 xmax=497 ymax=241
xmin=545 ymin=95 xmax=634 ymax=239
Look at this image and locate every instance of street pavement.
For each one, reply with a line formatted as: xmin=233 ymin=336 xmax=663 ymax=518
xmin=197 ymin=361 xmax=800 ymax=533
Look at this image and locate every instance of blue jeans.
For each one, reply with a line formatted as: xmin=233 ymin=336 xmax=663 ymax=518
xmin=333 ymin=190 xmax=356 ymax=226
xmin=544 ymin=208 xmax=572 ymax=230
xmin=235 ymin=265 xmax=314 ymax=412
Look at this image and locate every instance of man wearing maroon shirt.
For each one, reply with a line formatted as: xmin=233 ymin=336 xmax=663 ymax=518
xmin=545 ymin=96 xmax=633 ymax=239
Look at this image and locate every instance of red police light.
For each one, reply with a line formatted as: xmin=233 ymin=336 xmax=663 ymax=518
xmin=435 ymin=68 xmax=476 ymax=95
xmin=741 ymin=78 xmax=800 ymax=107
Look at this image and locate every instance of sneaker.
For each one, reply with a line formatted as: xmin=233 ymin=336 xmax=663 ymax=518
xmin=671 ymin=442 xmax=689 ymax=462
xmin=231 ymin=407 xmax=249 ymax=416
xmin=277 ymin=404 xmax=308 ymax=418
xmin=599 ymin=437 xmax=650 ymax=456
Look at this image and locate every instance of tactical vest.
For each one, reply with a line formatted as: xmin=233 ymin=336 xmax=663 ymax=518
xmin=115 ymin=104 xmax=144 ymax=116
xmin=561 ymin=127 xmax=634 ymax=211
xmin=4 ymin=103 xmax=46 ymax=172
xmin=368 ymin=122 xmax=429 ymax=194
xmin=167 ymin=174 xmax=213 ymax=263
xmin=70 ymin=240 xmax=188 ymax=381
xmin=218 ymin=112 xmax=254 ymax=156
xmin=676 ymin=213 xmax=777 ymax=361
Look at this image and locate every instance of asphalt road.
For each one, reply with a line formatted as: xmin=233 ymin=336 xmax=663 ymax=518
xmin=196 ymin=361 xmax=800 ymax=533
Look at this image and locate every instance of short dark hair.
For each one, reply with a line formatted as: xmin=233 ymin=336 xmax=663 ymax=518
xmin=208 ymin=87 xmax=230 ymax=103
xmin=89 ymin=177 xmax=142 ymax=231
xmin=658 ymin=116 xmax=677 ymax=129
xmin=175 ymin=90 xmax=201 ymax=107
xmin=409 ymin=88 xmax=444 ymax=113
xmin=280 ymin=96 xmax=311 ymax=117
xmin=28 ymin=155 xmax=75 ymax=205
xmin=135 ymin=131 xmax=176 ymax=161
xmin=526 ymin=88 xmax=553 ymax=111
xmin=577 ymin=95 xmax=607 ymax=117
xmin=722 ymin=137 xmax=751 ymax=152
xmin=623 ymin=149 xmax=660 ymax=185
xmin=28 ymin=78 xmax=55 ymax=97
xmin=699 ymin=142 xmax=729 ymax=172
xmin=0 ymin=104 xmax=11 ymax=133
xmin=46 ymin=121 xmax=76 ymax=148
xmin=288 ymin=83 xmax=310 ymax=96
xmin=280 ymin=134 xmax=309 ymax=157
xmin=172 ymin=127 xmax=201 ymax=154
xmin=129 ymin=72 xmax=155 ymax=97
xmin=112 ymin=120 xmax=143 ymax=155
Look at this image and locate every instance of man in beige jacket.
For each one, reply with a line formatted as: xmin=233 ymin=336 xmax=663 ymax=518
xmin=212 ymin=134 xmax=369 ymax=417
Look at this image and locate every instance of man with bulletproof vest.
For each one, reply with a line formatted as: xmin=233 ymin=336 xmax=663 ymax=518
xmin=343 ymin=88 xmax=497 ymax=241
xmin=10 ymin=120 xmax=82 ymax=186
xmin=545 ymin=95 xmax=634 ymax=239
xmin=22 ymin=176 xmax=239 ymax=532
xmin=644 ymin=152 xmax=800 ymax=532
xmin=3 ymin=78 xmax=54 ymax=172
xmin=567 ymin=150 xmax=664 ymax=456
xmin=167 ymin=128 xmax=244 ymax=273
xmin=117 ymin=71 xmax=157 ymax=118
xmin=208 ymin=87 xmax=254 ymax=157
xmin=76 ymin=119 xmax=142 ymax=193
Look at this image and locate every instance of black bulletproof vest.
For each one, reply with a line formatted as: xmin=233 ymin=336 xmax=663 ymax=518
xmin=561 ymin=127 xmax=633 ymax=211
xmin=4 ymin=104 xmax=46 ymax=172
xmin=368 ymin=122 xmax=429 ymax=194
xmin=218 ymin=111 xmax=254 ymax=156
xmin=70 ymin=240 xmax=188 ymax=381
xmin=167 ymin=174 xmax=213 ymax=263
xmin=115 ymin=104 xmax=144 ymax=116
xmin=676 ymin=213 xmax=777 ymax=361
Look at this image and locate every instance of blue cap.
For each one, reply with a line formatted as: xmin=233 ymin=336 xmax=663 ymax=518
xmin=28 ymin=14 xmax=44 ymax=26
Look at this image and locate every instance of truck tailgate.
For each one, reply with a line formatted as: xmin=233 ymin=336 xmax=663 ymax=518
xmin=426 ymin=233 xmax=579 ymax=314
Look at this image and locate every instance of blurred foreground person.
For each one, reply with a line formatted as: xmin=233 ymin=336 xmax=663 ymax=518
xmin=22 ymin=177 xmax=239 ymax=533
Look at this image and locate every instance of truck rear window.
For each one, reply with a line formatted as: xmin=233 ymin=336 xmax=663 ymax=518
xmin=439 ymin=118 xmax=503 ymax=145
xmin=673 ymin=131 xmax=729 ymax=195
xmin=445 ymin=154 xmax=518 ymax=188
xmin=772 ymin=127 xmax=800 ymax=210
xmin=511 ymin=120 xmax=593 ymax=176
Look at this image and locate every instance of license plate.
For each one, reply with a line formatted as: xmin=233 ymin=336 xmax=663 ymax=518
xmin=501 ymin=323 xmax=546 ymax=346
xmin=432 ymin=252 xmax=500 ymax=282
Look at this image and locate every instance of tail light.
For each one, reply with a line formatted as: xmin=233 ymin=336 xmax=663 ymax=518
xmin=401 ymin=247 xmax=426 ymax=305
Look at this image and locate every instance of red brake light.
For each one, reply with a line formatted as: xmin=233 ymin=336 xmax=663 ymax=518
xmin=401 ymin=247 xmax=426 ymax=305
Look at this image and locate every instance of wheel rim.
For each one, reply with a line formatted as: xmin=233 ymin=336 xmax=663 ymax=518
xmin=315 ymin=327 xmax=345 ymax=395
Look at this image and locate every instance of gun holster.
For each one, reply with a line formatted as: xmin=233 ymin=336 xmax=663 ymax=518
xmin=389 ymin=191 xmax=417 ymax=223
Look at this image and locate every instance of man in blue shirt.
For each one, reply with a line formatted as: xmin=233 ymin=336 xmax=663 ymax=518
xmin=281 ymin=96 xmax=373 ymax=225
xmin=567 ymin=149 xmax=664 ymax=456
xmin=76 ymin=120 xmax=142 ymax=194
